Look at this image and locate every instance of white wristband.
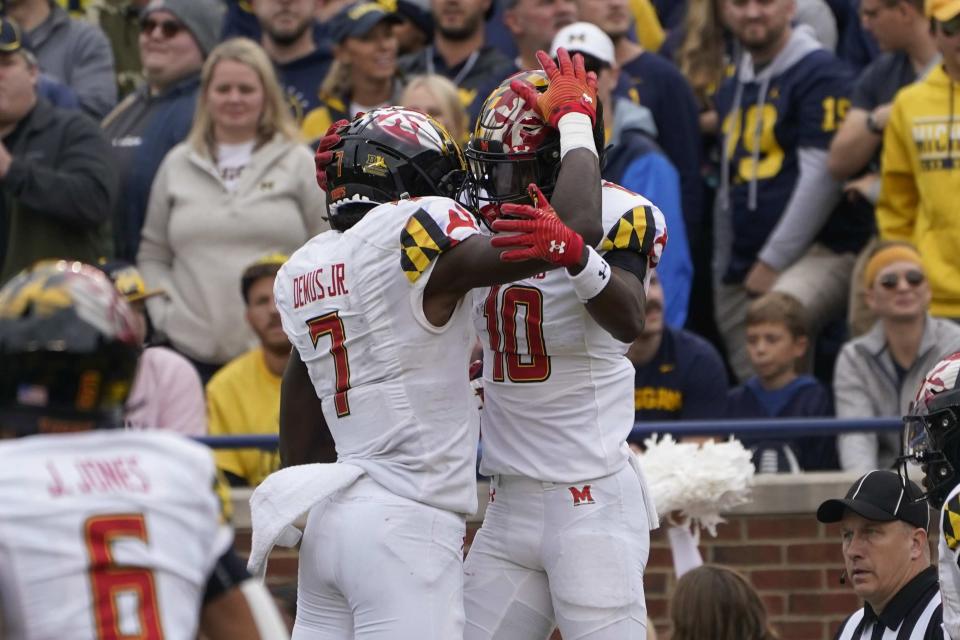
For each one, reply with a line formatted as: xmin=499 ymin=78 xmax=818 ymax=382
xmin=568 ymin=246 xmax=611 ymax=302
xmin=558 ymin=112 xmax=598 ymax=160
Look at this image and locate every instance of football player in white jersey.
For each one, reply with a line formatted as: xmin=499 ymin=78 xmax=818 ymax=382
xmin=900 ymin=351 xmax=960 ymax=639
xmin=264 ymin=49 xmax=642 ymax=640
xmin=460 ymin=57 xmax=668 ymax=640
xmin=0 ymin=261 xmax=287 ymax=640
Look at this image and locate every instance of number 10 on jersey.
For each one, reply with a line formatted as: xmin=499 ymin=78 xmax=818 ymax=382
xmin=483 ymin=285 xmax=551 ymax=383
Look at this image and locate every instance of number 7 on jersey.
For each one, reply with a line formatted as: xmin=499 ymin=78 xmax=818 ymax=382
xmin=307 ymin=311 xmax=352 ymax=417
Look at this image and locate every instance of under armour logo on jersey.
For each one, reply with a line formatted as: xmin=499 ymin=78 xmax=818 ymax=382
xmin=549 ymin=240 xmax=566 ymax=254
xmin=569 ymin=485 xmax=595 ymax=506
xmin=599 ymin=263 xmax=608 ymax=279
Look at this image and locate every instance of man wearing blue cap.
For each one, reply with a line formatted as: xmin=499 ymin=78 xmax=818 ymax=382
xmin=301 ymin=1 xmax=404 ymax=142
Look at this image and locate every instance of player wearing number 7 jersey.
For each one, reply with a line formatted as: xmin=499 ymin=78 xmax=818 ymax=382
xmin=0 ymin=261 xmax=287 ymax=640
xmin=256 ymin=50 xmax=618 ymax=640
xmin=462 ymin=56 xmax=668 ymax=640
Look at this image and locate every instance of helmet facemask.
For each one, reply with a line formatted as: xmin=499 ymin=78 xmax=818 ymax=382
xmin=899 ymin=386 xmax=960 ymax=509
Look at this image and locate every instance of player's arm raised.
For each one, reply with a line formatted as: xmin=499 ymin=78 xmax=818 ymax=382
xmin=510 ymin=48 xmax=603 ymax=244
xmin=422 ymin=49 xmax=603 ymax=325
xmin=279 ymin=348 xmax=337 ymax=467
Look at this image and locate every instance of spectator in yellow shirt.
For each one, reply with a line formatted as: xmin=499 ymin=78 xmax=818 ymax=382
xmin=207 ymin=254 xmax=290 ymax=486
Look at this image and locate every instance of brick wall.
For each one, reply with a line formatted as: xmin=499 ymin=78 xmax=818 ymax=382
xmin=232 ymin=473 xmax=866 ymax=640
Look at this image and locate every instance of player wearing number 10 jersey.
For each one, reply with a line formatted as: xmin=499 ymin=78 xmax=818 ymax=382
xmin=0 ymin=261 xmax=286 ymax=640
xmin=266 ymin=60 xmax=614 ymax=637
xmin=462 ymin=67 xmax=667 ymax=640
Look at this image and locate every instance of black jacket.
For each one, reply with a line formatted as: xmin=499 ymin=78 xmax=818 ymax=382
xmin=0 ymin=99 xmax=117 ymax=283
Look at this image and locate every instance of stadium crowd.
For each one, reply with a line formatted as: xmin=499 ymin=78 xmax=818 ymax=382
xmin=4 ymin=0 xmax=955 ymax=475
xmin=3 ymin=0 xmax=960 ymax=636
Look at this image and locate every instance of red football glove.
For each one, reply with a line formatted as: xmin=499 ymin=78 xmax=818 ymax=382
xmin=314 ymin=119 xmax=349 ymax=192
xmin=510 ymin=48 xmax=599 ymax=128
xmin=491 ymin=184 xmax=585 ymax=268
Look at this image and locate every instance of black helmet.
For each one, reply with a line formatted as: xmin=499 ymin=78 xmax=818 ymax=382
xmin=900 ymin=352 xmax=960 ymax=508
xmin=0 ymin=260 xmax=141 ymax=435
xmin=323 ymin=106 xmax=469 ymax=231
xmin=465 ymin=69 xmax=604 ymax=228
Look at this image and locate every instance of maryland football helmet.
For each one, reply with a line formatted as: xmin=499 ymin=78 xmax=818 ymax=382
xmin=900 ymin=352 xmax=960 ymax=508
xmin=0 ymin=260 xmax=141 ymax=435
xmin=323 ymin=106 xmax=469 ymax=231
xmin=466 ymin=69 xmax=605 ymax=228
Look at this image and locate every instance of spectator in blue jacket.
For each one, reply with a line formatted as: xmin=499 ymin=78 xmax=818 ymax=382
xmin=553 ymin=21 xmax=692 ymax=326
xmin=101 ymin=0 xmax=223 ymax=262
xmin=727 ymin=292 xmax=838 ymax=473
xmin=628 ymin=270 xmax=730 ymax=434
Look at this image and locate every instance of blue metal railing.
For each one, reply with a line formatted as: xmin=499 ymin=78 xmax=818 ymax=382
xmin=194 ymin=417 xmax=905 ymax=449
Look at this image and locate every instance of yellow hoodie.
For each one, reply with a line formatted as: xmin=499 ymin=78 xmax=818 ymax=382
xmin=878 ymin=65 xmax=960 ymax=318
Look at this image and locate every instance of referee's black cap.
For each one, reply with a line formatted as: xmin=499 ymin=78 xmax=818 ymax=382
xmin=817 ymin=470 xmax=930 ymax=530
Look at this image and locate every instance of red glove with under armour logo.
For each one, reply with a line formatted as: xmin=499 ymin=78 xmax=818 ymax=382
xmin=314 ymin=119 xmax=349 ymax=193
xmin=510 ymin=48 xmax=599 ymax=128
xmin=491 ymin=184 xmax=585 ymax=269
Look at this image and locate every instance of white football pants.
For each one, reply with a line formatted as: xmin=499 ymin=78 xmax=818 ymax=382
xmin=464 ymin=463 xmax=650 ymax=640
xmin=293 ymin=476 xmax=466 ymax=639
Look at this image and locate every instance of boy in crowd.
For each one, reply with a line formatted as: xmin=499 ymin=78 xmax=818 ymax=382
xmin=728 ymin=291 xmax=838 ymax=473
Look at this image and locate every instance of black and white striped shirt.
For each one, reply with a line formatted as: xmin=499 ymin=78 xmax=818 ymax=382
xmin=834 ymin=567 xmax=943 ymax=640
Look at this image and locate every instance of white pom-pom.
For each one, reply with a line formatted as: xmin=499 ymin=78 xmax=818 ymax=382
xmin=635 ymin=434 xmax=755 ymax=537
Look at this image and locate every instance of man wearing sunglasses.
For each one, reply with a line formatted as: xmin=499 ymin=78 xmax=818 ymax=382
xmin=877 ymin=0 xmax=960 ymax=322
xmin=835 ymin=241 xmax=960 ymax=473
xmin=102 ymin=0 xmax=223 ymax=262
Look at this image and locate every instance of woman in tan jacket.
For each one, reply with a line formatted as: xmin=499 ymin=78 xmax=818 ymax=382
xmin=138 ymin=38 xmax=327 ymax=380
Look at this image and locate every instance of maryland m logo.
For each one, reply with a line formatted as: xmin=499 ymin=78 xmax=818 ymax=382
xmin=569 ymin=485 xmax=595 ymax=506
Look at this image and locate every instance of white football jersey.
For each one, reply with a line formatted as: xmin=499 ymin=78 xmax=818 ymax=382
xmin=0 ymin=430 xmax=233 ymax=640
xmin=275 ymin=196 xmax=483 ymax=515
xmin=474 ymin=181 xmax=667 ymax=482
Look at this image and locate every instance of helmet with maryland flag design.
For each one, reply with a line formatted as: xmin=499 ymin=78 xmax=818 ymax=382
xmin=0 ymin=260 xmax=141 ymax=436
xmin=323 ymin=106 xmax=469 ymax=232
xmin=465 ymin=69 xmax=605 ymax=228
xmin=900 ymin=351 xmax=960 ymax=509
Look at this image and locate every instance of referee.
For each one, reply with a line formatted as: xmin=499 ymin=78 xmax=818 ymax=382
xmin=817 ymin=470 xmax=942 ymax=639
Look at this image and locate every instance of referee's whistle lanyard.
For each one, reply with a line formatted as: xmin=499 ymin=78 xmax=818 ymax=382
xmin=424 ymin=47 xmax=480 ymax=87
